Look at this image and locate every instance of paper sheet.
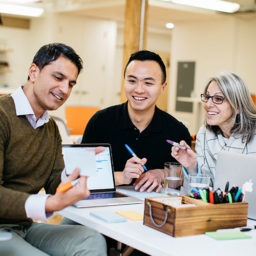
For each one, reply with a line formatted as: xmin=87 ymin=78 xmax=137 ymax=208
xmin=63 ymin=148 xmax=96 ymax=176
xmin=206 ymin=230 xmax=252 ymax=240
xmin=115 ymin=210 xmax=144 ymax=221
xmin=117 ymin=186 xmax=162 ymax=200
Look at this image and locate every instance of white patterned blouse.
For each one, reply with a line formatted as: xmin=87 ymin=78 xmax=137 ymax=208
xmin=195 ymin=125 xmax=256 ymax=185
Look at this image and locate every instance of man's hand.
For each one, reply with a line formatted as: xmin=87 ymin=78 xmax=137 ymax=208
xmin=114 ymin=156 xmax=147 ymax=185
xmin=133 ymin=169 xmax=165 ymax=193
xmin=89 ymin=146 xmax=105 ymax=154
xmin=46 ymin=168 xmax=90 ymax=213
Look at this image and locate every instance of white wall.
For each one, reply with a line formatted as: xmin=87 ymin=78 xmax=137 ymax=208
xmin=169 ymin=14 xmax=256 ymax=134
xmin=0 ymin=13 xmax=118 ymax=120
xmin=147 ymin=30 xmax=171 ymax=53
xmin=48 ymin=14 xmax=118 ymax=119
xmin=234 ymin=16 xmax=256 ymax=89
xmin=0 ymin=27 xmax=32 ymax=88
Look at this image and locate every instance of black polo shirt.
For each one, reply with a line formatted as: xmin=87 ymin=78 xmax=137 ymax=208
xmin=82 ymin=102 xmax=191 ymax=172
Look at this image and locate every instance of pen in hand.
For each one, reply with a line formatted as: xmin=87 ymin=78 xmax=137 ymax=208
xmin=56 ymin=178 xmax=79 ymax=193
xmin=124 ymin=144 xmax=147 ymax=171
xmin=166 ymin=139 xmax=189 ymax=151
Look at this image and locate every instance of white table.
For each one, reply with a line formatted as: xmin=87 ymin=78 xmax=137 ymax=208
xmin=0 ymin=232 xmax=12 ymax=241
xmin=59 ymin=190 xmax=256 ymax=256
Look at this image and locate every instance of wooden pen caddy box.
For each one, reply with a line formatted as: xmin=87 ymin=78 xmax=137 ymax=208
xmin=143 ymin=196 xmax=248 ymax=237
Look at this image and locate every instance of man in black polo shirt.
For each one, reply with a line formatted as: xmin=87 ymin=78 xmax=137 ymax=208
xmin=82 ymin=50 xmax=191 ymax=192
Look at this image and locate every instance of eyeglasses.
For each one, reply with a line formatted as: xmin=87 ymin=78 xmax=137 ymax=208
xmin=200 ymin=94 xmax=226 ymax=104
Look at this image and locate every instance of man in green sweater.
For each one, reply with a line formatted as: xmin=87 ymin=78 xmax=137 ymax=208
xmin=0 ymin=43 xmax=106 ymax=255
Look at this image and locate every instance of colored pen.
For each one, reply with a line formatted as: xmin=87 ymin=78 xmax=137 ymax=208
xmin=209 ymin=189 xmax=214 ymax=204
xmin=166 ymin=139 xmax=188 ymax=151
xmin=191 ymin=187 xmax=200 ymax=196
xmin=240 ymin=227 xmax=252 ymax=232
xmin=56 ymin=178 xmax=79 ymax=193
xmin=124 ymin=144 xmax=147 ymax=171
xmin=199 ymin=189 xmax=208 ymax=203
xmin=190 ymin=192 xmax=195 ymax=198
xmin=203 ymin=189 xmax=208 ymax=203
xmin=227 ymin=192 xmax=233 ymax=203
xmin=235 ymin=188 xmax=242 ymax=202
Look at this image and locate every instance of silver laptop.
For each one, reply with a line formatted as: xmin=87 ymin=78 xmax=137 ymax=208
xmin=62 ymin=144 xmax=142 ymax=208
xmin=215 ymin=151 xmax=256 ymax=220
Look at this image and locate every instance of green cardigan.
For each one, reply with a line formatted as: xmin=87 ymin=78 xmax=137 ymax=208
xmin=0 ymin=95 xmax=64 ymax=226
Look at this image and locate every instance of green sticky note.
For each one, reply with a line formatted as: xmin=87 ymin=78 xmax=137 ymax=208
xmin=206 ymin=230 xmax=252 ymax=240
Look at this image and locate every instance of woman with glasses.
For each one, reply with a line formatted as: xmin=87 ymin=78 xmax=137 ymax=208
xmin=171 ymin=72 xmax=256 ymax=184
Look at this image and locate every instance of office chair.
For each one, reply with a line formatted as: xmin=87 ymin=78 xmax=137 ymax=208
xmin=251 ymin=93 xmax=256 ymax=106
xmin=65 ymin=105 xmax=100 ymax=135
xmin=51 ymin=116 xmax=73 ymax=144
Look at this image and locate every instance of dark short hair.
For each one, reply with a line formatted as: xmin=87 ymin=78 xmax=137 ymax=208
xmin=32 ymin=43 xmax=83 ymax=74
xmin=124 ymin=50 xmax=166 ymax=84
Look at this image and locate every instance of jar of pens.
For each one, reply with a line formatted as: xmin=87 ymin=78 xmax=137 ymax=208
xmin=190 ymin=180 xmax=244 ymax=204
xmin=178 ymin=173 xmax=210 ymax=196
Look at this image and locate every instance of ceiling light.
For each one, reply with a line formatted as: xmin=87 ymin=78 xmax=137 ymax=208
xmin=0 ymin=3 xmax=44 ymax=17
xmin=166 ymin=22 xmax=174 ymax=29
xmin=0 ymin=0 xmax=39 ymax=3
xmin=163 ymin=0 xmax=240 ymax=13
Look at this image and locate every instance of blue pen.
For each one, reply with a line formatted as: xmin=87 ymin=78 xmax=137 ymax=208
xmin=191 ymin=187 xmax=200 ymax=196
xmin=235 ymin=188 xmax=242 ymax=202
xmin=124 ymin=144 xmax=147 ymax=171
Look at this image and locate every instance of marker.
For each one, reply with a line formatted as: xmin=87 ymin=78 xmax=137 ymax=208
xmin=166 ymin=139 xmax=188 ymax=151
xmin=209 ymin=189 xmax=214 ymax=204
xmin=222 ymin=181 xmax=229 ymax=197
xmin=56 ymin=178 xmax=79 ymax=193
xmin=225 ymin=181 xmax=229 ymax=192
xmin=227 ymin=192 xmax=233 ymax=203
xmin=240 ymin=227 xmax=252 ymax=232
xmin=199 ymin=189 xmax=208 ymax=203
xmin=235 ymin=188 xmax=242 ymax=202
xmin=191 ymin=187 xmax=200 ymax=196
xmin=124 ymin=144 xmax=147 ymax=171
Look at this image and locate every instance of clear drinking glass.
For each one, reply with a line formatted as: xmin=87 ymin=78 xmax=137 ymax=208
xmin=164 ymin=162 xmax=183 ymax=195
xmin=188 ymin=174 xmax=210 ymax=192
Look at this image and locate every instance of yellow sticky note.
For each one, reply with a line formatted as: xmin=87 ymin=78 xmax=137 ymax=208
xmin=115 ymin=210 xmax=143 ymax=221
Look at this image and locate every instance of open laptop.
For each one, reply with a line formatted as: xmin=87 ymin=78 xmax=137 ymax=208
xmin=215 ymin=151 xmax=256 ymax=220
xmin=62 ymin=144 xmax=143 ymax=208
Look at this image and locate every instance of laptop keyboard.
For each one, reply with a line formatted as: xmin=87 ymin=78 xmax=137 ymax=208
xmin=83 ymin=192 xmax=126 ymax=200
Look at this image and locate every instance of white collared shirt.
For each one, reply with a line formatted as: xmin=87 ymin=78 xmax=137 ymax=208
xmin=11 ymin=86 xmax=51 ymax=221
xmin=11 ymin=86 xmax=49 ymax=129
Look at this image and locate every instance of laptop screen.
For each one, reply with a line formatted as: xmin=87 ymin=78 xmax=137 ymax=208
xmin=62 ymin=144 xmax=115 ymax=192
xmin=215 ymin=151 xmax=256 ymax=219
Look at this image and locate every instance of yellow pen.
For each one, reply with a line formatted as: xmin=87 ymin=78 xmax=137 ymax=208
xmin=56 ymin=178 xmax=79 ymax=193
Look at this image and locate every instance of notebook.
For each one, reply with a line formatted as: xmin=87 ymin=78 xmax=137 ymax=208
xmin=62 ymin=144 xmax=143 ymax=208
xmin=215 ymin=151 xmax=256 ymax=219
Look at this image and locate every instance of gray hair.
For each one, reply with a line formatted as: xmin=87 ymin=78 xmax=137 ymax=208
xmin=205 ymin=72 xmax=256 ymax=142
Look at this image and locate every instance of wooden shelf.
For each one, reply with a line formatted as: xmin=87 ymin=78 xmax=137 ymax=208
xmin=0 ymin=49 xmax=12 ymax=53
xmin=0 ymin=48 xmax=12 ymax=74
xmin=0 ymin=67 xmax=11 ymax=74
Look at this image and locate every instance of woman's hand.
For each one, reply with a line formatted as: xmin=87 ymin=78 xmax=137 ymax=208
xmin=171 ymin=140 xmax=197 ymax=174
